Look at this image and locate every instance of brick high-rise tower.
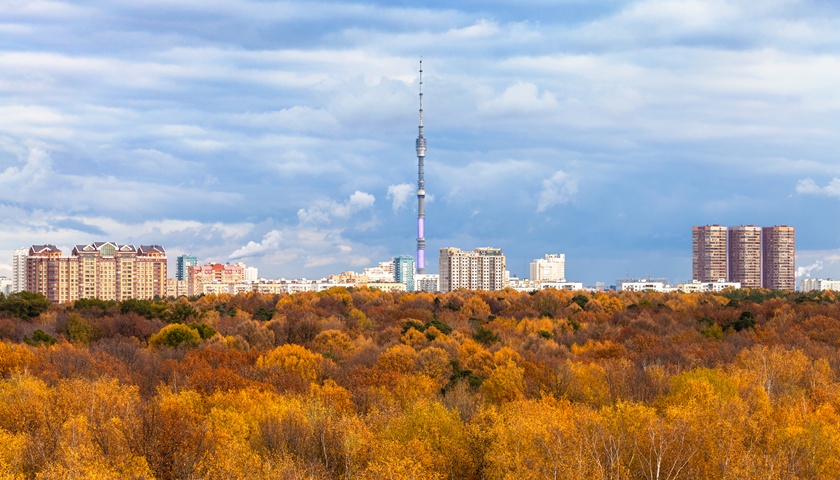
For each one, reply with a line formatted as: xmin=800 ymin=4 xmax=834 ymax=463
xmin=728 ymin=225 xmax=762 ymax=288
xmin=692 ymin=225 xmax=728 ymax=282
xmin=762 ymin=226 xmax=795 ymax=290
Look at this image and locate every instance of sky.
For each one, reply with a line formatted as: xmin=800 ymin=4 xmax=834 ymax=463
xmin=2 ymin=0 xmax=840 ymax=286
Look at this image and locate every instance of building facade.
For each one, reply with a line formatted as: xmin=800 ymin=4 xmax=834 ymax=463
xmin=801 ymin=278 xmax=840 ymax=292
xmin=11 ymin=247 xmax=28 ymax=293
xmin=692 ymin=225 xmax=728 ymax=282
xmin=186 ymin=263 xmax=244 ymax=296
xmin=439 ymin=247 xmax=506 ymax=292
xmin=362 ymin=261 xmax=395 ymax=283
xmin=393 ymin=255 xmax=415 ymax=292
xmin=26 ymin=242 xmax=166 ymax=303
xmin=530 ymin=254 xmax=566 ymax=282
xmin=762 ymin=226 xmax=795 ymax=290
xmin=728 ymin=225 xmax=762 ymax=288
xmin=692 ymin=225 xmax=795 ymax=290
xmin=414 ymin=273 xmax=439 ymax=292
xmin=0 ymin=277 xmax=11 ymax=297
xmin=176 ymin=255 xmax=198 ymax=281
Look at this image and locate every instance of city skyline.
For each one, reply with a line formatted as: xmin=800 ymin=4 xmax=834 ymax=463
xmin=1 ymin=1 xmax=840 ymax=285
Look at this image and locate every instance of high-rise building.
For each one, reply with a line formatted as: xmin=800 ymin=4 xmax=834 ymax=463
xmin=393 ymin=255 xmax=415 ymax=292
xmin=11 ymin=247 xmax=27 ymax=293
xmin=692 ymin=225 xmax=728 ymax=282
xmin=234 ymin=262 xmax=259 ymax=283
xmin=415 ymin=60 xmax=427 ymax=274
xmin=728 ymin=225 xmax=762 ymax=288
xmin=439 ymin=247 xmax=506 ymax=292
xmin=762 ymin=226 xmax=795 ymax=290
xmin=530 ymin=254 xmax=566 ymax=282
xmin=26 ymin=242 xmax=166 ymax=303
xmin=176 ymin=254 xmax=198 ymax=281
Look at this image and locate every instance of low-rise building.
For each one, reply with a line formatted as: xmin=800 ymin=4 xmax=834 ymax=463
xmin=673 ymin=281 xmax=741 ymax=293
xmin=414 ymin=273 xmax=439 ymax=292
xmin=364 ymin=282 xmax=407 ymax=292
xmin=800 ymin=278 xmax=840 ymax=292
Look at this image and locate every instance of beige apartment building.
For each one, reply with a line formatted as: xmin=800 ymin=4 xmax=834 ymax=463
xmin=762 ymin=226 xmax=795 ymax=290
xmin=439 ymin=247 xmax=506 ymax=292
xmin=728 ymin=225 xmax=762 ymax=288
xmin=692 ymin=225 xmax=728 ymax=282
xmin=26 ymin=242 xmax=167 ymax=303
xmin=530 ymin=254 xmax=566 ymax=282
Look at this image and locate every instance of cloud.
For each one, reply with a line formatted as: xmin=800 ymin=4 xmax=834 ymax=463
xmin=229 ymin=229 xmax=283 ymax=260
xmin=297 ymin=191 xmax=375 ymax=224
xmin=480 ymin=81 xmax=559 ymax=116
xmin=537 ymin=170 xmax=578 ymax=212
xmin=797 ymin=178 xmax=840 ymax=196
xmin=796 ymin=260 xmax=823 ymax=278
xmin=386 ymin=183 xmax=414 ymax=212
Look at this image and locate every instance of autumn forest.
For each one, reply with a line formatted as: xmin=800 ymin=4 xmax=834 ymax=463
xmin=1 ymin=286 xmax=840 ymax=479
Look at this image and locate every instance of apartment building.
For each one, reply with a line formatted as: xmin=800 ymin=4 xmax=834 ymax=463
xmin=439 ymin=247 xmax=506 ymax=292
xmin=530 ymin=254 xmax=566 ymax=282
xmin=692 ymin=225 xmax=795 ymax=290
xmin=762 ymin=226 xmax=795 ymax=290
xmin=26 ymin=242 xmax=166 ymax=303
xmin=692 ymin=225 xmax=728 ymax=282
xmin=728 ymin=225 xmax=762 ymax=288
xmin=186 ymin=263 xmax=244 ymax=296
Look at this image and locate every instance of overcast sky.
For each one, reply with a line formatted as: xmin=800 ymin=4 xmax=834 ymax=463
xmin=2 ymin=0 xmax=840 ymax=285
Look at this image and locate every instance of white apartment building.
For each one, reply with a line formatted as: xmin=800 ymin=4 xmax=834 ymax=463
xmin=618 ymin=281 xmax=668 ymax=292
xmin=506 ymin=279 xmax=583 ymax=293
xmin=0 ymin=277 xmax=11 ymax=296
xmin=11 ymin=247 xmax=27 ymax=293
xmin=234 ymin=262 xmax=259 ymax=283
xmin=673 ymin=281 xmax=741 ymax=293
xmin=530 ymin=254 xmax=566 ymax=282
xmin=439 ymin=247 xmax=506 ymax=292
xmin=415 ymin=273 xmax=439 ymax=292
xmin=801 ymin=278 xmax=840 ymax=292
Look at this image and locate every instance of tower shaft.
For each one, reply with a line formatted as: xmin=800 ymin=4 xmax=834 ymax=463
xmin=415 ymin=60 xmax=427 ymax=274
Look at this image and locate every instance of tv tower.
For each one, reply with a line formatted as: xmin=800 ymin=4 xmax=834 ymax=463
xmin=415 ymin=59 xmax=427 ymax=274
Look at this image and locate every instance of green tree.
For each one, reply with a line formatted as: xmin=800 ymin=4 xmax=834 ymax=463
xmin=0 ymin=291 xmax=51 ymax=320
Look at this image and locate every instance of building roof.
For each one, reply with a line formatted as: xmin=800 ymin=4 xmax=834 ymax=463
xmin=29 ymin=244 xmax=61 ymax=254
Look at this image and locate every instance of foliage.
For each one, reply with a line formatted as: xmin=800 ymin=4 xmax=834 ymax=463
xmin=3 ymin=288 xmax=840 ymax=479
xmin=149 ymin=323 xmax=201 ymax=348
xmin=23 ymin=329 xmax=57 ymax=346
xmin=0 ymin=291 xmax=51 ymax=320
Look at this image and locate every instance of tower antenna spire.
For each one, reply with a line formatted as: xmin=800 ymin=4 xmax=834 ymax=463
xmin=415 ymin=58 xmax=427 ymax=274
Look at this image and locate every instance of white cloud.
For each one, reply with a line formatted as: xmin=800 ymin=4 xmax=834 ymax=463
xmin=480 ymin=81 xmax=558 ymax=116
xmin=797 ymin=178 xmax=840 ymax=197
xmin=537 ymin=170 xmax=578 ymax=212
xmin=796 ymin=260 xmax=823 ymax=278
xmin=386 ymin=183 xmax=414 ymax=212
xmin=297 ymin=191 xmax=375 ymax=224
xmin=229 ymin=229 xmax=282 ymax=260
